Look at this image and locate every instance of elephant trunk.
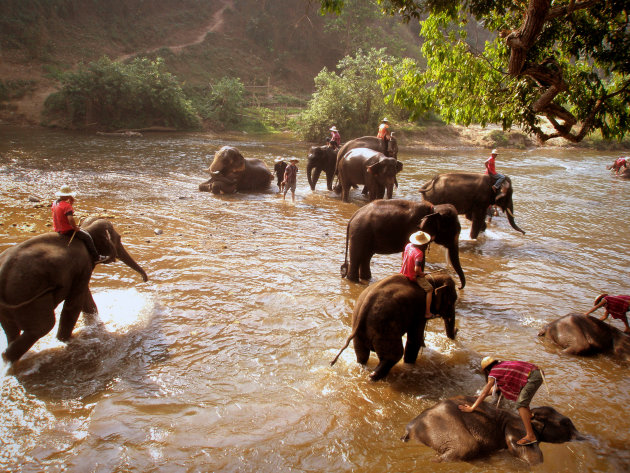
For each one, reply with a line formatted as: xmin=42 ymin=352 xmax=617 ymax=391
xmin=506 ymin=205 xmax=526 ymax=235
xmin=116 ymin=242 xmax=148 ymax=282
xmin=446 ymin=240 xmax=466 ymax=289
xmin=307 ymin=162 xmax=320 ymax=190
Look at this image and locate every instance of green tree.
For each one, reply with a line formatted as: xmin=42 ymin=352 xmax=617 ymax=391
xmin=296 ymin=48 xmax=403 ymax=141
xmin=320 ymin=0 xmax=630 ymax=143
xmin=44 ymin=56 xmax=200 ymax=130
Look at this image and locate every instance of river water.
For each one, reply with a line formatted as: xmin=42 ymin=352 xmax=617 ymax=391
xmin=0 ymin=127 xmax=628 ymax=472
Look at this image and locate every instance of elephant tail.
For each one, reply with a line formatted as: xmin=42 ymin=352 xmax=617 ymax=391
xmin=0 ymin=286 xmax=56 ymax=309
xmin=340 ymin=220 xmax=350 ymax=278
xmin=330 ymin=329 xmax=358 ymax=366
xmin=418 ymin=176 xmax=438 ymax=194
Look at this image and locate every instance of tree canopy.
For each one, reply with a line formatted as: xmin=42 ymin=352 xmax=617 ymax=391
xmin=319 ymin=0 xmax=630 ymax=143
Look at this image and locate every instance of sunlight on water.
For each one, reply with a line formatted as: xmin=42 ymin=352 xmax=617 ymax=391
xmin=91 ymin=288 xmax=154 ymax=330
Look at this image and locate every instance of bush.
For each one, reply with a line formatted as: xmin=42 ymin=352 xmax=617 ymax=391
xmin=43 ymin=56 xmax=200 ymax=130
xmin=187 ymin=77 xmax=245 ymax=127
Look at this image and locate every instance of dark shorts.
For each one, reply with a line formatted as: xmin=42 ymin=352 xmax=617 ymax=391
xmin=515 ymin=369 xmax=542 ymax=408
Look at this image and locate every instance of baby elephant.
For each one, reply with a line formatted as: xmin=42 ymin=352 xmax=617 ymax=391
xmin=403 ymin=395 xmax=584 ymax=465
xmin=330 ymin=273 xmax=457 ymax=380
xmin=538 ymin=313 xmax=630 ymax=359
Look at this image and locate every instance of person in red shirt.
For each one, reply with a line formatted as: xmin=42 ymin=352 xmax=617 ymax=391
xmin=585 ymin=293 xmax=630 ymax=333
xmin=377 ymin=118 xmax=391 ymax=155
xmin=400 ymin=231 xmax=435 ymax=318
xmin=52 ymin=185 xmax=107 ymax=264
xmin=484 ymin=149 xmax=506 ymax=192
xmin=459 ymin=356 xmax=543 ymax=446
xmin=282 ymin=157 xmax=299 ymax=202
xmin=328 ymin=126 xmax=341 ymax=150
xmin=607 ymin=157 xmax=628 ymax=175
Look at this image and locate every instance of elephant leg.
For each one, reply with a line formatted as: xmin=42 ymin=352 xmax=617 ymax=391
xmin=358 ymin=253 xmax=372 ymax=281
xmin=0 ymin=317 xmax=20 ymax=344
xmin=371 ymin=337 xmax=403 ymax=380
xmin=3 ymin=309 xmax=56 ymax=363
xmin=353 ymin=337 xmax=371 ymax=365
xmin=82 ymin=289 xmax=98 ymax=315
xmin=326 ymin=171 xmax=334 ymax=191
xmin=347 ymin=240 xmax=362 ymax=282
xmin=470 ymin=211 xmax=487 ymax=239
xmin=404 ymin=325 xmax=425 ymax=364
xmin=56 ymin=290 xmax=87 ymax=341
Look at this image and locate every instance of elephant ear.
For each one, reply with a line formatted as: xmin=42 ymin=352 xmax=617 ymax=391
xmin=396 ymin=160 xmax=403 ymax=173
xmin=419 ymin=212 xmax=440 ymax=236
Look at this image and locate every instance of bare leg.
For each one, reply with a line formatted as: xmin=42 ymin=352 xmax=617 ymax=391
xmin=517 ymin=407 xmax=537 ymax=444
xmin=425 ymin=291 xmax=433 ymax=318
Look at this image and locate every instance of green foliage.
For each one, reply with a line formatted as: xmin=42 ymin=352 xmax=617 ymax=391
xmin=0 ymin=79 xmax=38 ymax=102
xmin=187 ymin=77 xmax=245 ymax=127
xmin=44 ymin=56 xmax=200 ymax=130
xmin=295 ymin=48 xmax=405 ymax=141
xmin=322 ymin=0 xmax=630 ymax=143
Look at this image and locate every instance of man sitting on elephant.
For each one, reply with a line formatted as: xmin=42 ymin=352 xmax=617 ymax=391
xmin=485 ymin=149 xmax=506 ymax=193
xmin=401 ymin=231 xmax=435 ymax=319
xmin=376 ymin=118 xmax=392 ymax=156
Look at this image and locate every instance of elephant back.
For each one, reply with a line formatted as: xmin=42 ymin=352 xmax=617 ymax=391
xmin=237 ymin=158 xmax=273 ymax=191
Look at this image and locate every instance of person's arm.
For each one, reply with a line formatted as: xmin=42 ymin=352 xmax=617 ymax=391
xmin=459 ymin=378 xmax=496 ymax=412
xmin=585 ymin=299 xmax=606 ymax=316
xmin=66 ymin=212 xmax=79 ymax=231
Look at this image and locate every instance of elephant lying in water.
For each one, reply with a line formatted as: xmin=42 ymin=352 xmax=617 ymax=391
xmin=330 ymin=273 xmax=458 ymax=380
xmin=538 ymin=313 xmax=630 ymax=359
xmin=199 ymin=146 xmax=272 ymax=193
xmin=419 ymin=172 xmax=525 ymax=239
xmin=0 ymin=218 xmax=148 ymax=363
xmin=340 ymin=199 xmax=465 ymax=288
xmin=403 ymin=395 xmax=584 ymax=465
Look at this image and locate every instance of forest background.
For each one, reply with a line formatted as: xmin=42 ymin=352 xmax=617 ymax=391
xmin=0 ymin=0 xmax=627 ymax=150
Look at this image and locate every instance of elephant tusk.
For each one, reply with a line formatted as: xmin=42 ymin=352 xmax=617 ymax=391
xmin=506 ymin=207 xmax=515 ymax=218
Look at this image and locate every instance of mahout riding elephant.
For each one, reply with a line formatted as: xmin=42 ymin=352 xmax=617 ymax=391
xmin=337 ymin=148 xmax=402 ymax=202
xmin=340 ymin=200 xmax=465 ymax=288
xmin=306 ymin=145 xmax=337 ymax=191
xmin=0 ymin=218 xmax=148 ymax=363
xmin=403 ymin=395 xmax=584 ymax=465
xmin=199 ymin=146 xmax=272 ymax=193
xmin=330 ymin=273 xmax=457 ymax=380
xmin=538 ymin=313 xmax=630 ymax=359
xmin=419 ymin=172 xmax=525 ymax=239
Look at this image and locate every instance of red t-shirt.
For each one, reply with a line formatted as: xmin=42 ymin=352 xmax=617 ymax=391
xmin=377 ymin=123 xmax=389 ymax=140
xmin=52 ymin=200 xmax=74 ymax=233
xmin=489 ymin=360 xmax=538 ymax=401
xmin=485 ymin=155 xmax=496 ymax=175
xmin=605 ymin=295 xmax=630 ymax=320
xmin=400 ymin=243 xmax=424 ymax=281
xmin=331 ymin=131 xmax=341 ymax=145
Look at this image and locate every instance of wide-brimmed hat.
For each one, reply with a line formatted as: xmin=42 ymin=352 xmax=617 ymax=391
xmin=409 ymin=231 xmax=430 ymax=245
xmin=594 ymin=293 xmax=608 ymax=305
xmin=481 ymin=356 xmax=497 ymax=371
xmin=289 ymin=157 xmax=299 ymax=162
xmin=382 ymin=118 xmax=389 ymax=123
xmin=55 ymin=184 xmax=76 ymax=197
xmin=491 ymin=149 xmax=498 ymax=154
xmin=330 ymin=126 xmax=338 ymax=132
xmin=274 ymin=157 xmax=285 ymax=162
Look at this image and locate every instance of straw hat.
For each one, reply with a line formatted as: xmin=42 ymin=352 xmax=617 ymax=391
xmin=289 ymin=157 xmax=299 ymax=162
xmin=330 ymin=126 xmax=338 ymax=132
xmin=382 ymin=118 xmax=389 ymax=123
xmin=491 ymin=149 xmax=498 ymax=155
xmin=594 ymin=293 xmax=608 ymax=305
xmin=409 ymin=231 xmax=430 ymax=245
xmin=274 ymin=157 xmax=285 ymax=162
xmin=481 ymin=356 xmax=497 ymax=371
xmin=55 ymin=184 xmax=76 ymax=197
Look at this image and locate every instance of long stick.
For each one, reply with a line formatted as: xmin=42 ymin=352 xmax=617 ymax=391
xmin=67 ymin=216 xmax=86 ymax=247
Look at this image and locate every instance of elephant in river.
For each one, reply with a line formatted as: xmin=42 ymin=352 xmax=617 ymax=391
xmin=403 ymin=395 xmax=584 ymax=465
xmin=0 ymin=218 xmax=148 ymax=363
xmin=419 ymin=172 xmax=525 ymax=239
xmin=199 ymin=146 xmax=272 ymax=193
xmin=336 ymin=135 xmax=398 ymax=162
xmin=330 ymin=273 xmax=457 ymax=380
xmin=337 ymin=148 xmax=402 ymax=202
xmin=538 ymin=313 xmax=630 ymax=359
xmin=198 ymin=171 xmax=237 ymax=194
xmin=340 ymin=200 xmax=465 ymax=288
xmin=306 ymin=145 xmax=337 ymax=190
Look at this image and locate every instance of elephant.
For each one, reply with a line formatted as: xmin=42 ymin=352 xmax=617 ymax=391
xmin=620 ymin=167 xmax=630 ymax=180
xmin=199 ymin=146 xmax=272 ymax=193
xmin=273 ymin=159 xmax=288 ymax=190
xmin=403 ymin=395 xmax=584 ymax=465
xmin=337 ymin=148 xmax=403 ymax=202
xmin=340 ymin=199 xmax=465 ymax=288
xmin=538 ymin=313 xmax=630 ymax=359
xmin=336 ymin=135 xmax=398 ymax=162
xmin=419 ymin=172 xmax=525 ymax=239
xmin=0 ymin=218 xmax=148 ymax=363
xmin=306 ymin=145 xmax=337 ymax=191
xmin=330 ymin=272 xmax=458 ymax=380
xmin=198 ymin=171 xmax=237 ymax=194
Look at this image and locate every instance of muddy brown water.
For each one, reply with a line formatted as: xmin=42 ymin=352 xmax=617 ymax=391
xmin=0 ymin=127 xmax=628 ymax=472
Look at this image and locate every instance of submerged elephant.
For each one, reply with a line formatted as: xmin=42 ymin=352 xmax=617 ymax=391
xmin=403 ymin=395 xmax=584 ymax=465
xmin=538 ymin=313 xmax=630 ymax=359
xmin=340 ymin=200 xmax=465 ymax=288
xmin=199 ymin=146 xmax=272 ymax=193
xmin=0 ymin=218 xmax=148 ymax=363
xmin=337 ymin=148 xmax=402 ymax=202
xmin=419 ymin=172 xmax=525 ymax=239
xmin=306 ymin=145 xmax=337 ymax=191
xmin=330 ymin=273 xmax=457 ymax=380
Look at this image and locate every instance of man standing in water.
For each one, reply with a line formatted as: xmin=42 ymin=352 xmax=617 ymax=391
xmin=459 ymin=356 xmax=543 ymax=446
xmin=52 ymin=185 xmax=108 ymax=264
xmin=282 ymin=157 xmax=299 ymax=202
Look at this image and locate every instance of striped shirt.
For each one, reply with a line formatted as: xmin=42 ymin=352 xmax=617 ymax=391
xmin=605 ymin=295 xmax=630 ymax=320
xmin=488 ymin=361 xmax=538 ymax=401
